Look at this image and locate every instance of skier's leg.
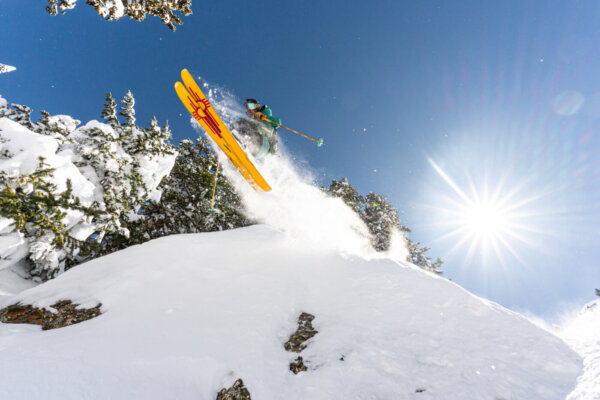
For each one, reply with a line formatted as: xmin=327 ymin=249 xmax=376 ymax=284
xmin=269 ymin=129 xmax=278 ymax=154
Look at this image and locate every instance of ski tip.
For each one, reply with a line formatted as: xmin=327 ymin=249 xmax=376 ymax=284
xmin=317 ymin=138 xmax=324 ymax=147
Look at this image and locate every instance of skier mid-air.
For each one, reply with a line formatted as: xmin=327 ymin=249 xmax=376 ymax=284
xmin=175 ymin=68 xmax=323 ymax=192
xmin=232 ymin=99 xmax=282 ymax=157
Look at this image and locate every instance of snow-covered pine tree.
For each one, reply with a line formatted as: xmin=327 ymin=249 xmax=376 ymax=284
xmin=101 ymin=92 xmax=120 ymax=129
xmin=327 ymin=177 xmax=365 ymax=214
xmin=143 ymin=117 xmax=174 ymax=157
xmin=128 ymin=137 xmax=249 ymax=243
xmin=362 ymin=192 xmax=409 ymax=252
xmin=37 ymin=111 xmax=81 ymax=141
xmin=118 ymin=91 xmax=145 ymax=155
xmin=47 ymin=0 xmax=193 ymax=31
xmin=70 ymin=122 xmax=130 ymax=251
xmin=406 ymin=239 xmax=443 ymax=274
xmin=73 ymin=91 xmax=176 ymax=255
xmin=0 ymin=95 xmax=175 ymax=279
xmin=0 ymin=158 xmax=90 ymax=280
xmin=46 ymin=0 xmax=77 ymax=15
xmin=5 ymin=104 xmax=35 ymax=131
xmin=324 ymin=176 xmax=441 ymax=273
xmin=119 ymin=90 xmax=136 ymax=127
xmin=0 ymin=100 xmax=79 ymax=142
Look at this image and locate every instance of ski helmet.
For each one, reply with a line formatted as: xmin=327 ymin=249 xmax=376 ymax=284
xmin=244 ymin=99 xmax=259 ymax=110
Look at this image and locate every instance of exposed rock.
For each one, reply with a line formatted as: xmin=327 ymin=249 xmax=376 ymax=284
xmin=216 ymin=378 xmax=251 ymax=400
xmin=284 ymin=312 xmax=317 ymax=374
xmin=284 ymin=312 xmax=317 ymax=353
xmin=0 ymin=300 xmax=101 ymax=330
xmin=289 ymin=356 xmax=307 ymax=375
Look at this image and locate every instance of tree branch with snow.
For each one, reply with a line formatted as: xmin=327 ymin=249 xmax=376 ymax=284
xmin=0 ymin=64 xmax=16 ymax=74
xmin=46 ymin=0 xmax=193 ymax=31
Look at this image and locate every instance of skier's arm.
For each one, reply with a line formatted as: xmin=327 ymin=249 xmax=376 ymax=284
xmin=260 ymin=105 xmax=281 ymax=128
xmin=267 ymin=116 xmax=282 ymax=128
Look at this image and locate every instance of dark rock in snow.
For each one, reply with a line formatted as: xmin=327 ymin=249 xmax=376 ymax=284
xmin=284 ymin=312 xmax=317 ymax=374
xmin=289 ymin=356 xmax=308 ymax=375
xmin=284 ymin=312 xmax=317 ymax=353
xmin=216 ymin=378 xmax=251 ymax=400
xmin=0 ymin=300 xmax=101 ymax=330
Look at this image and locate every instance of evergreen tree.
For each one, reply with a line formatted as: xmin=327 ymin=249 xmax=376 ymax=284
xmin=36 ymin=111 xmax=80 ymax=140
xmin=1 ymin=92 xmax=176 ymax=279
xmin=325 ymin=176 xmax=442 ymax=274
xmin=129 ymin=137 xmax=249 ymax=243
xmin=406 ymin=239 xmax=443 ymax=274
xmin=38 ymin=110 xmax=51 ymax=133
xmin=363 ymin=192 xmax=409 ymax=252
xmin=46 ymin=0 xmax=77 ymax=15
xmin=101 ymin=92 xmax=119 ymax=129
xmin=0 ymin=98 xmax=79 ymax=141
xmin=72 ymin=124 xmax=129 ymax=247
xmin=0 ymin=158 xmax=90 ymax=280
xmin=118 ymin=91 xmax=144 ymax=154
xmin=119 ymin=90 xmax=136 ymax=127
xmin=47 ymin=0 xmax=193 ymax=31
xmin=6 ymin=104 xmax=34 ymax=130
xmin=595 ymin=288 xmax=600 ymax=297
xmin=327 ymin=177 xmax=365 ymax=214
xmin=143 ymin=117 xmax=174 ymax=157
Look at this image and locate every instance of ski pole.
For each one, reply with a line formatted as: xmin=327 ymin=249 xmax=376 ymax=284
xmin=264 ymin=118 xmax=324 ymax=147
xmin=209 ymin=160 xmax=219 ymax=211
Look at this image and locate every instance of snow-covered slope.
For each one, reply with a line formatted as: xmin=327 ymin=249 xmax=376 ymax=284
xmin=564 ymin=299 xmax=600 ymax=400
xmin=0 ymin=225 xmax=580 ymax=399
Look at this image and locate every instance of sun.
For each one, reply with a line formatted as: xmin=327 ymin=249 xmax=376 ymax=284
xmin=427 ymin=158 xmax=543 ymax=266
xmin=465 ymin=203 xmax=507 ymax=237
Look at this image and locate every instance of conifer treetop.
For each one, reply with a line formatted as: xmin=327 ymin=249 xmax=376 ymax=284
xmin=46 ymin=0 xmax=193 ymax=31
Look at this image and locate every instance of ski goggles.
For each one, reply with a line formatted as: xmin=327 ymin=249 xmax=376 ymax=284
xmin=245 ymin=102 xmax=258 ymax=110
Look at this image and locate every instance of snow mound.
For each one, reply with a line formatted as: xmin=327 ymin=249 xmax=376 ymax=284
xmin=0 ymin=118 xmax=95 ymax=198
xmin=564 ymin=299 xmax=600 ymax=400
xmin=0 ymin=226 xmax=581 ymax=399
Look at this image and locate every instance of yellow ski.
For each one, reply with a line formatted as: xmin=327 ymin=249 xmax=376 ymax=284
xmin=175 ymin=69 xmax=271 ymax=192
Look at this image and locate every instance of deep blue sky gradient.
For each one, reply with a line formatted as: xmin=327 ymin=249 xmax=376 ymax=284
xmin=1 ymin=1 xmax=599 ymax=319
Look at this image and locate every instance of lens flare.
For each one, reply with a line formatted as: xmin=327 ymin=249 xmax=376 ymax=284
xmin=553 ymin=91 xmax=585 ymax=116
xmin=426 ymin=158 xmax=548 ymax=266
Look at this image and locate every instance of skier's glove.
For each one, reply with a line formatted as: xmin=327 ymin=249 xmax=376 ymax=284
xmin=255 ymin=112 xmax=267 ymax=121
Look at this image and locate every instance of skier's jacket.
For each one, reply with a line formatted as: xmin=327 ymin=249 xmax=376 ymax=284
xmin=256 ymin=105 xmax=282 ymax=130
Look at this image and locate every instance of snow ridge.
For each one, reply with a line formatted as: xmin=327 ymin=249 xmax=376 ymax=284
xmin=564 ymin=299 xmax=600 ymax=400
xmin=0 ymin=225 xmax=582 ymax=399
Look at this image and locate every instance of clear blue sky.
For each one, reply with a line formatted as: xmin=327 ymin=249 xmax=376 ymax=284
xmin=1 ymin=0 xmax=599 ymax=320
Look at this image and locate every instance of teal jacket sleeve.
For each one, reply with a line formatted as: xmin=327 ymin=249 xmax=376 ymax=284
xmin=261 ymin=105 xmax=281 ymax=129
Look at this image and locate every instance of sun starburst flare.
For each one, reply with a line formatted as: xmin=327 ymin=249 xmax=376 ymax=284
xmin=427 ymin=158 xmax=550 ymax=267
